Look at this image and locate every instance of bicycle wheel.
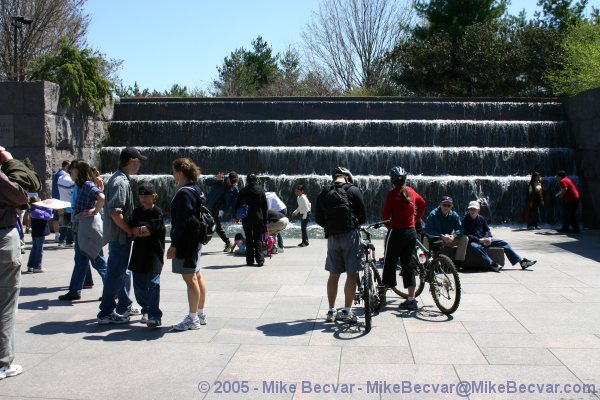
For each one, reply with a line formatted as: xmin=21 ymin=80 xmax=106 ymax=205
xmin=391 ymin=255 xmax=426 ymax=299
xmin=362 ymin=261 xmax=374 ymax=332
xmin=429 ymin=254 xmax=461 ymax=315
xmin=370 ymin=262 xmax=385 ymax=311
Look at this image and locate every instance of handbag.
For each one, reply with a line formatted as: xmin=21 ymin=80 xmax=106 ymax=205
xmin=235 ymin=204 xmax=249 ymax=219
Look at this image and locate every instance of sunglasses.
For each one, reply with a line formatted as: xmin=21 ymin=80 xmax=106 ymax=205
xmin=441 ymin=203 xmax=453 ymax=208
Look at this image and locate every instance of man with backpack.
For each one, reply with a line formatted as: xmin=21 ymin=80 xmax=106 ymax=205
xmin=315 ymin=167 xmax=366 ymax=324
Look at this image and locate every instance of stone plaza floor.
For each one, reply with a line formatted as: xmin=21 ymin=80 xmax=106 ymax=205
xmin=1 ymin=227 xmax=600 ymax=400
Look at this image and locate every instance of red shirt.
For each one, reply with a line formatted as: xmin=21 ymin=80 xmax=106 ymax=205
xmin=560 ymin=177 xmax=579 ymax=203
xmin=382 ymin=186 xmax=426 ymax=229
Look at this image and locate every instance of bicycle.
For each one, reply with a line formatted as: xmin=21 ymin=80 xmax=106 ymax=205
xmin=391 ymin=235 xmax=461 ymax=315
xmin=353 ymin=220 xmax=388 ymax=332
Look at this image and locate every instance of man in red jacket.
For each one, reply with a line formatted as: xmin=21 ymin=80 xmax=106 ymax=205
xmin=555 ymin=170 xmax=580 ymax=234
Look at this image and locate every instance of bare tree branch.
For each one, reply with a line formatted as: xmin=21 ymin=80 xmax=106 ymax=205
xmin=302 ymin=0 xmax=414 ymax=92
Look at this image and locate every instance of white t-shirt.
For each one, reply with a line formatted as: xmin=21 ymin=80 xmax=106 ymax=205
xmin=266 ymin=192 xmax=286 ymax=212
xmin=57 ymin=174 xmax=75 ymax=203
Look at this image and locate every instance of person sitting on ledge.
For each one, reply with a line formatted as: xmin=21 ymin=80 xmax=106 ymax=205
xmin=424 ymin=196 xmax=468 ymax=266
xmin=462 ymin=200 xmax=537 ymax=272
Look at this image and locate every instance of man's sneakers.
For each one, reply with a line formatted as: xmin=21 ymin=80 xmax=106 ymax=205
xmin=325 ymin=310 xmax=336 ymax=322
xmin=337 ymin=309 xmax=358 ymax=324
xmin=171 ymin=315 xmax=201 ymax=331
xmin=399 ymin=299 xmax=419 ymax=310
xmin=520 ymin=258 xmax=537 ymax=269
xmin=224 ymin=241 xmax=234 ymax=252
xmin=146 ymin=318 xmax=161 ymax=328
xmin=0 ymin=364 xmax=23 ymax=379
xmin=97 ymin=312 xmax=130 ymax=325
xmin=122 ymin=305 xmax=141 ymax=317
xmin=26 ymin=267 xmax=45 ymax=273
xmin=489 ymin=262 xmax=501 ymax=273
xmin=140 ymin=314 xmax=148 ymax=324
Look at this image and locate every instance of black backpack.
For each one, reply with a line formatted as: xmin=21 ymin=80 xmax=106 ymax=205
xmin=322 ymin=183 xmax=356 ymax=233
xmin=196 ymin=204 xmax=215 ymax=245
xmin=182 ymin=187 xmax=215 ymax=245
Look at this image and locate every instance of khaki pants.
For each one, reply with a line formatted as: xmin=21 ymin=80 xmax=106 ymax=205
xmin=0 ymin=228 xmax=21 ymax=367
xmin=424 ymin=235 xmax=468 ymax=261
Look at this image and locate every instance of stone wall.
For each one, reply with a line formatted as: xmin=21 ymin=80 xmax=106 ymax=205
xmin=0 ymin=81 xmax=110 ymax=198
xmin=564 ymin=87 xmax=600 ymax=228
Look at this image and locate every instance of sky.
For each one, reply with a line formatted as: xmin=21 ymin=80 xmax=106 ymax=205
xmin=83 ymin=0 xmax=599 ymax=93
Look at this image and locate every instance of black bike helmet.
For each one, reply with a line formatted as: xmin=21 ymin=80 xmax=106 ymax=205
xmin=389 ymin=166 xmax=408 ymax=178
xmin=332 ymin=166 xmax=354 ymax=183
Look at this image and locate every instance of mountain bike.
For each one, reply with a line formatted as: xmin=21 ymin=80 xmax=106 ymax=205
xmin=391 ymin=235 xmax=461 ymax=315
xmin=353 ymin=220 xmax=389 ymax=332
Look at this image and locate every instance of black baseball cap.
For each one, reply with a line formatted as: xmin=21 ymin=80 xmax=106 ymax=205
xmin=138 ymin=181 xmax=156 ymax=195
xmin=440 ymin=196 xmax=453 ymax=204
xmin=120 ymin=147 xmax=147 ymax=163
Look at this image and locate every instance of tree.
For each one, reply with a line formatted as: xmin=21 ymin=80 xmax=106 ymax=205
xmin=534 ymin=0 xmax=589 ymax=30
xmin=413 ymin=0 xmax=508 ymax=40
xmin=0 ymin=0 xmax=89 ymax=80
xmin=301 ymin=0 xmax=414 ymax=93
xmin=30 ymin=38 xmax=114 ymax=114
xmin=545 ymin=20 xmax=600 ymax=95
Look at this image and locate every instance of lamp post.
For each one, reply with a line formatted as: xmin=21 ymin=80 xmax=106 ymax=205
xmin=10 ymin=15 xmax=33 ymax=81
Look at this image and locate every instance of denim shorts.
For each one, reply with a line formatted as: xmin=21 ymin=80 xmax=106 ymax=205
xmin=325 ymin=230 xmax=362 ymax=275
xmin=171 ymin=247 xmax=202 ymax=274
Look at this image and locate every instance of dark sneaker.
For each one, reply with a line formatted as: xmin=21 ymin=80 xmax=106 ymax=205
xmin=58 ymin=292 xmax=81 ymax=301
xmin=489 ymin=262 xmax=501 ymax=273
xmin=325 ymin=310 xmax=336 ymax=322
xmin=399 ymin=299 xmax=418 ymax=310
xmin=520 ymin=258 xmax=537 ymax=269
xmin=97 ymin=312 xmax=130 ymax=325
xmin=146 ymin=318 xmax=162 ymax=328
xmin=223 ymin=241 xmax=233 ymax=252
xmin=337 ymin=309 xmax=358 ymax=324
xmin=298 ymin=242 xmax=305 ymax=247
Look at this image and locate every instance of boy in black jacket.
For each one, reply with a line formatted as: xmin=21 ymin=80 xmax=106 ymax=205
xmin=128 ymin=182 xmax=166 ymax=327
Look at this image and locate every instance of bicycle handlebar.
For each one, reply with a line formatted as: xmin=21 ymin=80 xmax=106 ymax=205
xmin=362 ymin=220 xmax=391 ymax=230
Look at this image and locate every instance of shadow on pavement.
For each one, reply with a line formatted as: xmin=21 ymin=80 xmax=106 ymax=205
xmin=27 ymin=319 xmax=100 ymax=335
xmin=256 ymin=319 xmax=318 ymax=337
xmin=84 ymin=324 xmax=167 ymax=341
xmin=19 ymin=298 xmax=98 ymax=311
xmin=19 ymin=286 xmax=67 ymax=297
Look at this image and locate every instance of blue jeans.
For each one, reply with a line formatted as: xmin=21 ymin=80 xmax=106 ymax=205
xmin=468 ymin=239 xmax=522 ymax=270
xmin=98 ymin=241 xmax=133 ymax=318
xmin=132 ymin=272 xmax=162 ymax=320
xmin=27 ymin=236 xmax=45 ymax=269
xmin=300 ymin=216 xmax=309 ymax=244
xmin=277 ymin=208 xmax=287 ymax=248
xmin=59 ymin=213 xmax=73 ymax=245
xmin=67 ymin=239 xmax=107 ymax=296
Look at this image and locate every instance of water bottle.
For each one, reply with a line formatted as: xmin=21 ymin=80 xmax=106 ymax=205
xmin=417 ymin=248 xmax=427 ymax=264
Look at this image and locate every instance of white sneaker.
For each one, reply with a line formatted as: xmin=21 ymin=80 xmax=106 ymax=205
xmin=0 ymin=364 xmax=23 ymax=379
xmin=122 ymin=305 xmax=141 ymax=317
xmin=197 ymin=313 xmax=207 ymax=325
xmin=140 ymin=314 xmax=148 ymax=323
xmin=171 ymin=315 xmax=201 ymax=331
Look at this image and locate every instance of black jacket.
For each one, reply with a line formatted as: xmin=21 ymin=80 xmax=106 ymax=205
xmin=315 ymin=182 xmax=366 ymax=237
xmin=235 ymin=183 xmax=268 ymax=223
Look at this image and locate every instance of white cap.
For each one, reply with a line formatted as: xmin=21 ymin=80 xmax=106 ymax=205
xmin=467 ymin=201 xmax=480 ymax=210
xmin=0 ymin=146 xmax=5 ymax=151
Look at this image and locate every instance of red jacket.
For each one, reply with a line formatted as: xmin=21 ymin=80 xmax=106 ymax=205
xmin=382 ymin=186 xmax=425 ymax=229
xmin=560 ymin=177 xmax=579 ymax=203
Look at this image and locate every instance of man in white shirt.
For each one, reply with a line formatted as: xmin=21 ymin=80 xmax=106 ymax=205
xmin=57 ymin=170 xmax=75 ymax=247
xmin=265 ymin=192 xmax=287 ymax=251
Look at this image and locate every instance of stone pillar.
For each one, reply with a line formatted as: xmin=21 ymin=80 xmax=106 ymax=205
xmin=0 ymin=81 xmax=111 ymax=198
xmin=564 ymin=87 xmax=600 ymax=228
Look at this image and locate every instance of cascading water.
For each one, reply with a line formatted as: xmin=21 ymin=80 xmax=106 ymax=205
xmin=101 ymin=97 xmax=575 ymax=229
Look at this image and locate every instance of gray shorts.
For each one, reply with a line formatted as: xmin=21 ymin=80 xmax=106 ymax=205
xmin=325 ymin=230 xmax=362 ymax=275
xmin=171 ymin=246 xmax=202 ymax=274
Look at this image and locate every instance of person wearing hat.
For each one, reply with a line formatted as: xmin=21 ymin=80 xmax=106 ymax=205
xmin=203 ymin=171 xmax=240 ymax=252
xmin=97 ymin=147 xmax=146 ymax=324
xmin=381 ymin=166 xmax=426 ymax=310
xmin=128 ymin=181 xmax=165 ymax=328
xmin=0 ymin=145 xmax=29 ymax=380
xmin=462 ymin=200 xmax=537 ymax=272
xmin=315 ymin=166 xmax=366 ymax=324
xmin=424 ymin=196 xmax=468 ymax=264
